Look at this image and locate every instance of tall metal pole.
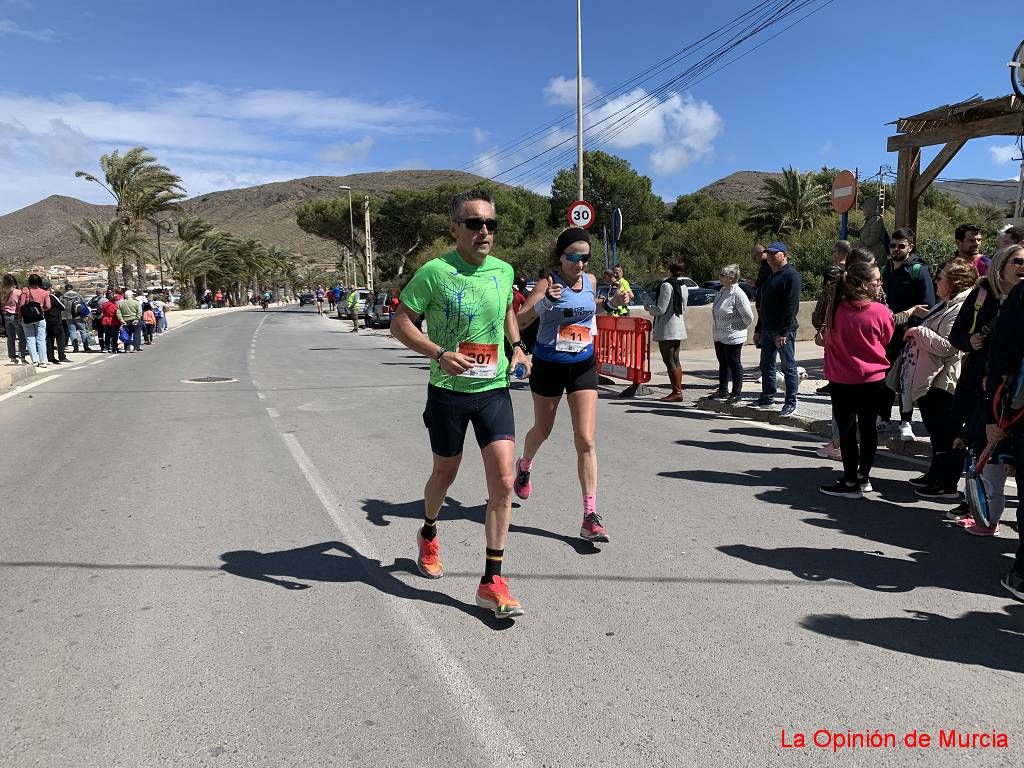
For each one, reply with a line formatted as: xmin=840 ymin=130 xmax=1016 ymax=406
xmin=575 ymin=0 xmax=584 ymax=202
xmin=1014 ymin=155 xmax=1024 ymax=220
xmin=156 ymin=222 xmax=163 ymax=289
xmin=339 ymin=185 xmax=356 ymax=285
xmin=363 ymin=196 xmax=373 ymax=292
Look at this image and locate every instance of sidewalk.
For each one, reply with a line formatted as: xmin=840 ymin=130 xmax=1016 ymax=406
xmin=0 ymin=304 xmax=259 ymax=397
xmin=632 ymin=339 xmax=931 ymax=460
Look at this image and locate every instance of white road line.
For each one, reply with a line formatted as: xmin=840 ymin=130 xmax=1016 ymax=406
xmin=278 ymin=432 xmax=535 ymax=768
xmin=89 ymin=358 xmax=105 ymax=365
xmin=265 ymin=407 xmax=279 ymax=418
xmin=0 ymin=374 xmax=60 ymax=404
xmin=256 ymin=392 xmax=266 ymax=401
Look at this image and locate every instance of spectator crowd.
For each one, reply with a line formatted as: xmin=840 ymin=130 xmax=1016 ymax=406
xmin=3 ymin=276 xmax=171 ymax=368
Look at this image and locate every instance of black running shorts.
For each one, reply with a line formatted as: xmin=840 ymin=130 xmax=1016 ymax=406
xmin=422 ymin=385 xmax=516 ymax=457
xmin=529 ymin=354 xmax=598 ymax=398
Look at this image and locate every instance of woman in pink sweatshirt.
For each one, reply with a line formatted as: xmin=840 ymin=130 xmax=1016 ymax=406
xmin=820 ymin=258 xmax=894 ymax=499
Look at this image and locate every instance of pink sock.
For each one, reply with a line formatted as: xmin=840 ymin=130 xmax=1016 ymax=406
xmin=583 ymin=495 xmax=596 ymax=515
xmin=519 ymin=456 xmax=533 ymax=471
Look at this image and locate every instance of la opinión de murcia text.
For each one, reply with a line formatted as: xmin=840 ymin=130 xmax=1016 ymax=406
xmin=780 ymin=729 xmax=1009 ymax=752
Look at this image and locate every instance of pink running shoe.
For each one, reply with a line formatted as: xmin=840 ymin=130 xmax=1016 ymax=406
xmin=580 ymin=512 xmax=610 ymax=542
xmin=513 ymin=457 xmax=532 ymax=500
xmin=965 ymin=522 xmax=1001 ymax=537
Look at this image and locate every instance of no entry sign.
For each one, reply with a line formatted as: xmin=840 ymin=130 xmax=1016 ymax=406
xmin=831 ymin=170 xmax=858 ymax=214
xmin=567 ymin=200 xmax=595 ymax=229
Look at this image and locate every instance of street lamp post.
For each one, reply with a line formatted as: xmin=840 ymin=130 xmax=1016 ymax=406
xmin=363 ymin=195 xmax=374 ymax=292
xmin=338 ymin=185 xmax=356 ymax=284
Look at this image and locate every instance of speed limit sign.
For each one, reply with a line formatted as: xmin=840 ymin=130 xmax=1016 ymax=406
xmin=567 ymin=200 xmax=595 ymax=229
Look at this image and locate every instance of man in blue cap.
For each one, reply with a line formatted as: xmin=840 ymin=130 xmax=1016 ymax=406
xmin=752 ymin=242 xmax=802 ymax=416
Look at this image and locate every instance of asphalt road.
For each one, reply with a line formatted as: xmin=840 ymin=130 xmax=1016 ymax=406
xmin=2 ymin=305 xmax=1021 ymax=768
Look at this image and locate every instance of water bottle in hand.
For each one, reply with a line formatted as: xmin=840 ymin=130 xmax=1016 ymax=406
xmin=512 ymin=363 xmax=527 ymax=380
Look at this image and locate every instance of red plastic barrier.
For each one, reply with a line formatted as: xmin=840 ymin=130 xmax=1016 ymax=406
xmin=595 ymin=315 xmax=652 ymax=384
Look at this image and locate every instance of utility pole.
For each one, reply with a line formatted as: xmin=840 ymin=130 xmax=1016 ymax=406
xmin=1014 ymin=154 xmax=1024 ymax=220
xmin=363 ymin=196 xmax=374 ymax=292
xmin=575 ymin=0 xmax=584 ymax=202
xmin=339 ymin=185 xmax=356 ymax=285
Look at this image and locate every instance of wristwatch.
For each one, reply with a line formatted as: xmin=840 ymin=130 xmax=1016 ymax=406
xmin=434 ymin=348 xmax=446 ymax=361
xmin=511 ymin=340 xmax=526 ymax=352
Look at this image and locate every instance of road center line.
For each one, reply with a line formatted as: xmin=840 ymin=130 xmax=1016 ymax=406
xmin=277 ymin=431 xmax=535 ymax=768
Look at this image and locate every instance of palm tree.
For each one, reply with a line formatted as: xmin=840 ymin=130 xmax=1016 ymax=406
xmin=741 ymin=167 xmax=830 ymax=236
xmin=73 ymin=217 xmax=149 ymax=290
xmin=75 ymin=147 xmax=186 ymax=289
xmin=164 ymin=243 xmax=216 ymax=309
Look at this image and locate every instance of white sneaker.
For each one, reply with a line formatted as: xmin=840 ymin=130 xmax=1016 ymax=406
xmin=876 ymin=418 xmax=895 ymax=432
xmin=899 ymin=421 xmax=915 ymax=442
xmin=816 ymin=443 xmax=841 ymax=460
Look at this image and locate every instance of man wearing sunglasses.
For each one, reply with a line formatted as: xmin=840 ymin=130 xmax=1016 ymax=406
xmin=391 ymin=189 xmax=530 ymax=619
xmin=879 ymin=227 xmax=935 ymax=441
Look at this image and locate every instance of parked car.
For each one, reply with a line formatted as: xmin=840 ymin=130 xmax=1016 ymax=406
xmin=337 ymin=288 xmax=372 ymax=322
xmin=299 ymin=291 xmax=315 ymax=307
xmin=365 ymin=291 xmax=395 ymax=328
xmin=700 ymin=280 xmax=756 ymax=301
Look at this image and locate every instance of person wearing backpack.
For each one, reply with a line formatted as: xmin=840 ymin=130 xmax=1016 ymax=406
xmin=43 ymin=281 xmax=69 ymax=364
xmin=61 ymin=282 xmax=92 ymax=354
xmin=878 ymin=227 xmax=935 ymax=441
xmin=646 ymin=263 xmax=689 ymax=402
xmin=16 ymin=273 xmax=50 ymax=367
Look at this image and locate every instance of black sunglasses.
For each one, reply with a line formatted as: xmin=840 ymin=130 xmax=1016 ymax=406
xmin=456 ymin=217 xmax=498 ymax=232
xmin=1012 ymin=257 xmax=1024 ymax=267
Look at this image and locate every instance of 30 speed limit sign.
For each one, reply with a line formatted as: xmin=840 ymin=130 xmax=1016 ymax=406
xmin=567 ymin=200 xmax=595 ymax=229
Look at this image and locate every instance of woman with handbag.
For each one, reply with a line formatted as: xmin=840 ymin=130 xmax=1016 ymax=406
xmin=2 ymin=273 xmax=28 ymax=364
xmin=900 ymin=260 xmax=978 ymax=499
xmin=15 ymin=273 xmax=50 ymax=367
xmin=647 ymin=263 xmax=690 ymax=402
xmin=818 ymin=258 xmax=893 ymax=498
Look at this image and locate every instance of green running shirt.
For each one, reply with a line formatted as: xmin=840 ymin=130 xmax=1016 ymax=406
xmin=400 ymin=250 xmax=514 ymax=393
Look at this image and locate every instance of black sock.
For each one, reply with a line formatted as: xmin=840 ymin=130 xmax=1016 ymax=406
xmin=421 ymin=517 xmax=437 ymax=541
xmin=482 ymin=548 xmax=503 ymax=584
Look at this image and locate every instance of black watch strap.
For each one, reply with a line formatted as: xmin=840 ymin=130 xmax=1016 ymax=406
xmin=434 ymin=348 xmax=446 ymax=361
xmin=511 ymin=340 xmax=526 ymax=351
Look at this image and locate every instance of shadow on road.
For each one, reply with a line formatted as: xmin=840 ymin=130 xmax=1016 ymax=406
xmin=362 ymin=497 xmax=601 ymax=555
xmin=219 ymin=541 xmax=515 ymax=629
xmin=801 ymin=605 xmax=1024 ymax=674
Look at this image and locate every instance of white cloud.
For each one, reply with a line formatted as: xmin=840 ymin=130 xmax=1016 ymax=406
xmin=990 ymin=144 xmax=1019 ymax=165
xmin=317 ymin=136 xmax=374 ymax=163
xmin=820 ymin=141 xmax=834 ymax=155
xmin=471 ymin=146 xmax=503 ymax=179
xmin=0 ymin=18 xmax=56 ymax=42
xmin=472 ymin=127 xmax=488 ymax=145
xmin=543 ymin=75 xmax=599 ymax=106
xmin=0 ymin=84 xmax=451 ymax=213
xmin=585 ymin=89 xmax=722 ymax=174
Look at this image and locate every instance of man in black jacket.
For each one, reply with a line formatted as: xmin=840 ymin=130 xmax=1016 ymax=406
xmin=752 ymin=242 xmax=802 ymax=417
xmin=878 ymin=227 xmax=935 ymax=440
xmin=984 ymin=274 xmax=1024 ymax=601
xmin=42 ymin=280 xmax=68 ymax=364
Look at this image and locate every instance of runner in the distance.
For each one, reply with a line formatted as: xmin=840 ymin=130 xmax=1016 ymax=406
xmin=390 ymin=189 xmax=532 ymax=619
xmin=513 ymin=227 xmax=629 ymax=542
xmin=314 ymin=285 xmax=325 ymax=316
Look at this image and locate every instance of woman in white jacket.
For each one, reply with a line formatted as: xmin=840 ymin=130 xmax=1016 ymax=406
xmin=710 ymin=263 xmax=754 ymax=403
xmin=901 ymin=259 xmax=978 ymax=499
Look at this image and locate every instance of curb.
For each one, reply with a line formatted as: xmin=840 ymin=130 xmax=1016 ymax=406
xmin=695 ymin=396 xmax=932 ymax=460
xmin=0 ymin=363 xmax=38 ymax=396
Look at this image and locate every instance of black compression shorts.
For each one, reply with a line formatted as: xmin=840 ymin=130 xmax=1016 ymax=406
xmin=529 ymin=354 xmax=598 ymax=398
xmin=422 ymin=385 xmax=515 ymax=457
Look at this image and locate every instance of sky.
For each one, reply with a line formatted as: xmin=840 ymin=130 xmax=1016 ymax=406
xmin=0 ymin=0 xmax=1021 ymax=216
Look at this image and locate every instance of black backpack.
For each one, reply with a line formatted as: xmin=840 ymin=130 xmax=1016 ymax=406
xmin=19 ymin=290 xmax=44 ymax=324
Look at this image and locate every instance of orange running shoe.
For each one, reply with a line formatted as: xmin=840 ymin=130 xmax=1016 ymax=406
xmin=475 ymin=575 xmax=525 ymax=618
xmin=416 ymin=530 xmax=443 ymax=579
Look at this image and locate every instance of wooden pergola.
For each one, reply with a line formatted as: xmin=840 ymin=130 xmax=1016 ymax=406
xmin=888 ymin=95 xmax=1024 ymax=231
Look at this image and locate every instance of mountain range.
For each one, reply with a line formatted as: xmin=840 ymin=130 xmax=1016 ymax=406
xmin=0 ymin=170 xmax=1018 ymax=268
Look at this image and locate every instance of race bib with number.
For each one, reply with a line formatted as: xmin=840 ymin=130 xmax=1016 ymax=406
xmin=457 ymin=342 xmax=499 ymax=378
xmin=555 ymin=324 xmax=593 ymax=353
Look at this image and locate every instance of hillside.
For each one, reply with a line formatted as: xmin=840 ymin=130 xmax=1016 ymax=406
xmin=0 ymin=170 xmax=495 ymax=268
xmin=697 ymin=170 xmax=1020 ymax=211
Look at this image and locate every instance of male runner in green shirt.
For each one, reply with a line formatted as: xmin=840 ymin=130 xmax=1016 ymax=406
xmin=391 ymin=190 xmax=531 ymax=618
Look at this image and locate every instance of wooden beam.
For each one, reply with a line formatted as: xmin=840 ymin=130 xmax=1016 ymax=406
xmin=912 ymin=140 xmax=966 ymax=200
xmin=887 ymin=111 xmax=1024 ymax=151
xmin=895 ymin=148 xmax=921 ymax=232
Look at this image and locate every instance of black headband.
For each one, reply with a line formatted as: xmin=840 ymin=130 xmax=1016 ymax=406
xmin=556 ymin=227 xmax=590 ymax=256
